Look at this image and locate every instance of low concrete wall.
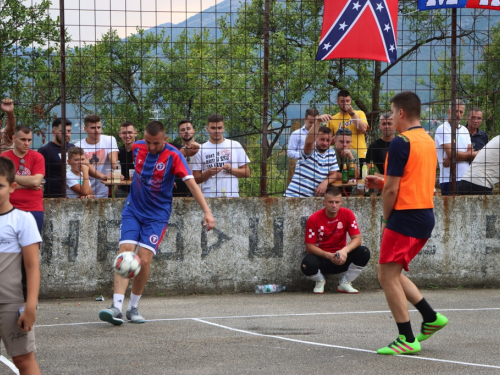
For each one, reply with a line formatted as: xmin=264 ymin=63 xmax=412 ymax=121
xmin=40 ymin=196 xmax=500 ymax=297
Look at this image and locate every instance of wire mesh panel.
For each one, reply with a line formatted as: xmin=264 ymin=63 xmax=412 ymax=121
xmin=0 ymin=0 xmax=499 ymax=197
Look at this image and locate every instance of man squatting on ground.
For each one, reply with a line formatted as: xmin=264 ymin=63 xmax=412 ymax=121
xmin=301 ymin=186 xmax=371 ymax=294
xmin=99 ymin=121 xmax=215 ymax=325
xmin=366 ymin=91 xmax=448 ymax=355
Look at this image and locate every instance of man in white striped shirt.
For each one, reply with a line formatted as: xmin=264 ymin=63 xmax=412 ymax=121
xmin=285 ymin=114 xmax=340 ymax=197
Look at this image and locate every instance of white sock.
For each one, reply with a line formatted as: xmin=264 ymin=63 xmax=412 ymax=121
xmin=340 ymin=264 xmax=364 ymax=284
xmin=113 ymin=294 xmax=125 ymax=312
xmin=128 ymin=292 xmax=142 ymax=310
xmin=306 ymin=270 xmax=325 ymax=282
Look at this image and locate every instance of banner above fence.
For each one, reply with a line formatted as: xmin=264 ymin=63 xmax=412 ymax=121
xmin=418 ymin=0 xmax=500 ymax=11
xmin=316 ymin=0 xmax=399 ymax=63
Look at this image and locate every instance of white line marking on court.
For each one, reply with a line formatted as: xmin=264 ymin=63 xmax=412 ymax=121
xmin=194 ymin=318 xmax=500 ymax=370
xmin=35 ymin=307 xmax=500 ymax=328
xmin=0 ymin=355 xmax=20 ymax=375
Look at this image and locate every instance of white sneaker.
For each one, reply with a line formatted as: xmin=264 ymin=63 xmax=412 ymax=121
xmin=337 ymin=282 xmax=358 ymax=294
xmin=313 ymin=278 xmax=326 ymax=294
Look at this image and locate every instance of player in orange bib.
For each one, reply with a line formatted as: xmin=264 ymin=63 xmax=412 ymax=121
xmin=366 ymin=92 xmax=448 ymax=355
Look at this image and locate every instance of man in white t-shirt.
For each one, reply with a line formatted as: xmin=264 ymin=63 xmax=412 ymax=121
xmin=191 ymin=114 xmax=250 ymax=197
xmin=287 ymin=108 xmax=319 ymax=160
xmin=434 ymin=100 xmax=477 ymax=195
xmin=458 ymin=135 xmax=499 ymax=195
xmin=74 ymin=114 xmax=119 ymax=198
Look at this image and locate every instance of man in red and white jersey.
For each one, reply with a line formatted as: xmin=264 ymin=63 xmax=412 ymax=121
xmin=301 ymin=186 xmax=370 ymax=294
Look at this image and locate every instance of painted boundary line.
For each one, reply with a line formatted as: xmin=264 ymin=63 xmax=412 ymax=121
xmin=194 ymin=318 xmax=500 ymax=370
xmin=0 ymin=355 xmax=20 ymax=375
xmin=35 ymin=307 xmax=500 ymax=328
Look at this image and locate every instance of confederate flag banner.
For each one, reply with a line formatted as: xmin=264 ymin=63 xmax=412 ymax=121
xmin=316 ymin=0 xmax=399 ymax=63
xmin=418 ymin=0 xmax=500 ymax=11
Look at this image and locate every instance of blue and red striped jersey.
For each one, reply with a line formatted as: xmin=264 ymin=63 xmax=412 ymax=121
xmin=126 ymin=141 xmax=193 ymax=221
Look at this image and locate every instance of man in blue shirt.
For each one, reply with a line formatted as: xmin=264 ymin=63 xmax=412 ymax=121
xmin=99 ymin=121 xmax=215 ymax=325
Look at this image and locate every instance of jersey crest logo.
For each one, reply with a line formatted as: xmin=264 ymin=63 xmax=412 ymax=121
xmin=156 ymin=163 xmax=165 ymax=171
xmin=337 ymin=222 xmax=343 ymax=229
xmin=149 ymin=234 xmax=159 ymax=245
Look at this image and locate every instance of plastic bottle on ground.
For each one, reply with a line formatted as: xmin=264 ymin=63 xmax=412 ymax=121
xmin=255 ymin=284 xmax=286 ymax=294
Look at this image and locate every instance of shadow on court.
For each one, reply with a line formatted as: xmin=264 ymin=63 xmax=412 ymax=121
xmin=2 ymin=289 xmax=500 ymax=374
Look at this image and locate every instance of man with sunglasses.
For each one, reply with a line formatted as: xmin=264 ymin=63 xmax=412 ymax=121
xmin=1 ymin=125 xmax=45 ymax=233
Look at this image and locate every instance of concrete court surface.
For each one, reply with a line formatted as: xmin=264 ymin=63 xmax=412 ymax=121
xmin=1 ymin=289 xmax=500 ymax=375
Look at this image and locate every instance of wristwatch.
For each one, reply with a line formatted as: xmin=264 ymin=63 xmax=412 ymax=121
xmin=349 ymin=112 xmax=355 ymax=116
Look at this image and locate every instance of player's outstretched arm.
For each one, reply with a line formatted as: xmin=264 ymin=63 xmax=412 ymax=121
xmin=185 ymin=178 xmax=215 ymax=231
xmin=20 ymin=243 xmax=40 ymax=332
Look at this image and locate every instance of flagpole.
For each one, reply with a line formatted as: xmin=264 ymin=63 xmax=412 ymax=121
xmin=450 ymin=8 xmax=457 ymax=195
xmin=260 ymin=0 xmax=270 ymax=197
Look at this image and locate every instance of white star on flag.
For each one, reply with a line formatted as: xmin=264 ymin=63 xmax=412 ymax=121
xmin=352 ymin=1 xmax=361 ymax=10
xmin=339 ymin=22 xmax=348 ymax=30
xmin=376 ymin=3 xmax=384 ymax=11
xmin=389 ymin=44 xmax=395 ymax=52
xmin=323 ymin=42 xmax=332 ymax=50
xmin=384 ymin=24 xmax=391 ymax=32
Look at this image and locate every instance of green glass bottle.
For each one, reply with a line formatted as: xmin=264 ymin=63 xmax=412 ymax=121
xmin=348 ymin=161 xmax=355 ymax=179
xmin=342 ymin=163 xmax=348 ymax=183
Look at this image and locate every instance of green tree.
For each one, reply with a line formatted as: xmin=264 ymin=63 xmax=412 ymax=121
xmin=0 ymin=0 xmax=61 ymax=134
xmin=69 ymin=28 xmax=164 ymax=134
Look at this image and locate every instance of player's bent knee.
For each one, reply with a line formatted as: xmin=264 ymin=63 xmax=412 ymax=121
xmin=350 ymin=246 xmax=371 ymax=267
xmin=301 ymin=254 xmax=320 ymax=276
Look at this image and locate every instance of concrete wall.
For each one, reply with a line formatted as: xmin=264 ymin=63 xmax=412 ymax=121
xmin=40 ymin=196 xmax=500 ymax=297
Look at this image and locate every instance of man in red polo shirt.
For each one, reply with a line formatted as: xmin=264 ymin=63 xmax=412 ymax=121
xmin=366 ymin=92 xmax=447 ymax=355
xmin=1 ymin=125 xmax=45 ymax=233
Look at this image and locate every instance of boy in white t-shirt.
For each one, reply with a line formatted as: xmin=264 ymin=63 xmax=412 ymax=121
xmin=66 ymin=147 xmax=93 ymax=198
xmin=191 ymin=114 xmax=250 ymax=197
xmin=0 ymin=156 xmax=42 ymax=375
xmin=74 ymin=114 xmax=119 ymax=198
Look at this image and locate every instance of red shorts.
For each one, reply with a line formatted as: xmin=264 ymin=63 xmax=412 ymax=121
xmin=379 ymin=228 xmax=428 ymax=272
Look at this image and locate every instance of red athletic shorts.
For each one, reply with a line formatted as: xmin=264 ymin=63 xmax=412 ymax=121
xmin=379 ymin=228 xmax=428 ymax=272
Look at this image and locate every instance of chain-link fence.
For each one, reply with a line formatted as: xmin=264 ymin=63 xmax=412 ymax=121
xmin=0 ymin=0 xmax=499 ymax=197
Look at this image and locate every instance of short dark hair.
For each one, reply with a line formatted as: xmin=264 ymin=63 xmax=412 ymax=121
xmin=84 ymin=114 xmax=101 ymax=126
xmin=119 ymin=121 xmax=135 ymax=129
xmin=145 ymin=121 xmax=165 ymax=136
xmin=325 ymin=186 xmax=342 ymax=197
xmin=305 ymin=108 xmax=319 ymax=118
xmin=0 ymin=156 xmax=15 ymax=185
xmin=68 ymin=146 xmax=85 ymax=159
xmin=177 ymin=119 xmax=192 ymax=129
xmin=14 ymin=125 xmax=31 ymax=135
xmin=379 ymin=112 xmax=393 ymax=120
xmin=337 ymin=90 xmax=351 ymax=99
xmin=207 ymin=114 xmax=224 ymax=124
xmin=390 ymin=91 xmax=421 ymax=120
xmin=468 ymin=107 xmax=482 ymax=114
xmin=335 ymin=128 xmax=352 ymax=137
xmin=318 ymin=126 xmax=332 ymax=135
xmin=52 ymin=118 xmax=72 ymax=128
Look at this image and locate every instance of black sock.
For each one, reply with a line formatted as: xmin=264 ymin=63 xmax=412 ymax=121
xmin=396 ymin=321 xmax=415 ymax=343
xmin=414 ymin=298 xmax=437 ymax=323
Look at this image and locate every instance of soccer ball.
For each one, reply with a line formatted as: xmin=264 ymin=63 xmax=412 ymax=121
xmin=113 ymin=252 xmax=141 ymax=278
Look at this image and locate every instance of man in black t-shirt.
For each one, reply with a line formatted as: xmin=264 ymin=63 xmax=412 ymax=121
xmin=172 ymin=119 xmax=200 ymax=197
xmin=38 ymin=118 xmax=75 ymax=197
xmin=116 ymin=121 xmax=138 ymax=197
xmin=366 ymin=112 xmax=395 ymax=176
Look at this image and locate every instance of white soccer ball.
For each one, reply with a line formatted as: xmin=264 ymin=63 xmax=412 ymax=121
xmin=113 ymin=252 xmax=141 ymax=278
